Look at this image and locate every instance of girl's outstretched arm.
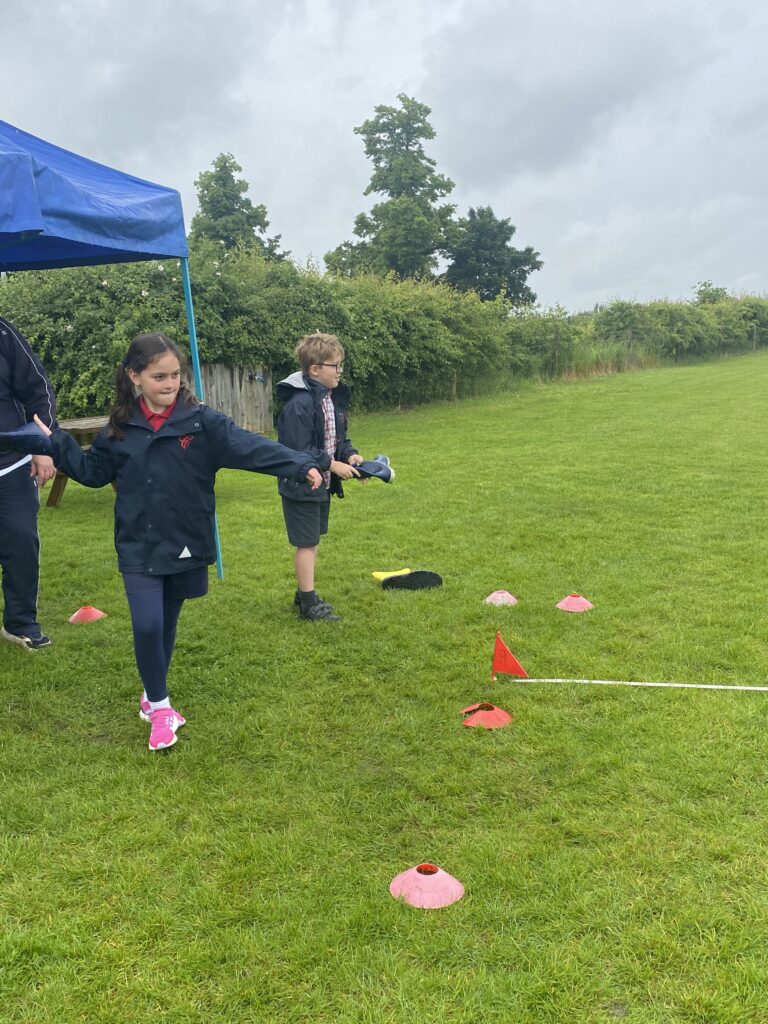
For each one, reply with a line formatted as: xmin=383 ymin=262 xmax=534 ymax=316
xmin=34 ymin=414 xmax=117 ymax=489
xmin=206 ymin=408 xmax=321 ymax=487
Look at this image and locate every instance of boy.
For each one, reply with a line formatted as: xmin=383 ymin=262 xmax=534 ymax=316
xmin=276 ymin=333 xmax=363 ymax=621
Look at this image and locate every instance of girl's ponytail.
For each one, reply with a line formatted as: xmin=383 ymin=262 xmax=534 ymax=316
xmin=108 ymin=360 xmax=138 ymax=439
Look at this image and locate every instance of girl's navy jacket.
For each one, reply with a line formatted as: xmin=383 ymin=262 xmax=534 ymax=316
xmin=50 ymin=399 xmax=318 ymax=576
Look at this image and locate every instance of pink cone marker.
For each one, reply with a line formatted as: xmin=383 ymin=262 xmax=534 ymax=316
xmin=556 ymin=593 xmax=594 ymax=613
xmin=461 ymin=703 xmax=514 ymax=729
xmin=389 ymin=863 xmax=465 ymax=909
xmin=69 ymin=605 xmax=107 ymax=623
xmin=484 ymin=590 xmax=519 ymax=606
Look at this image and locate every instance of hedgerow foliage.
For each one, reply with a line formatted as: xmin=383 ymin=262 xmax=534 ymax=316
xmin=1 ymin=244 xmax=767 ymax=418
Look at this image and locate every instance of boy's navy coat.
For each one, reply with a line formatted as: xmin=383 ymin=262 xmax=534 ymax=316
xmin=276 ymin=372 xmax=357 ymax=501
xmin=0 ymin=316 xmax=57 ymax=473
xmin=50 ymin=400 xmax=318 ymax=575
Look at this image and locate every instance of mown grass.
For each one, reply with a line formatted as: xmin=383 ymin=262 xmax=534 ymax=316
xmin=3 ymin=353 xmax=768 ymax=1022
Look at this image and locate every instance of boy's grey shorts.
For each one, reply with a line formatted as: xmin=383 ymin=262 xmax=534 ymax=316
xmin=281 ymin=496 xmax=330 ymax=548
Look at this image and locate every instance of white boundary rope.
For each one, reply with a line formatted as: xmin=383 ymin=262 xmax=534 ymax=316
xmin=517 ymin=677 xmax=768 ymax=692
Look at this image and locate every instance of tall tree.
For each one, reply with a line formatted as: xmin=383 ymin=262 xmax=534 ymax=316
xmin=189 ymin=153 xmax=285 ymax=257
xmin=325 ymin=95 xmax=455 ymax=278
xmin=692 ymin=280 xmax=729 ymax=304
xmin=443 ymin=206 xmax=542 ymax=304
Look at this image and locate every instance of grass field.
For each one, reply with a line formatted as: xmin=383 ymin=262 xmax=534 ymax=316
xmin=3 ymin=352 xmax=768 ymax=1023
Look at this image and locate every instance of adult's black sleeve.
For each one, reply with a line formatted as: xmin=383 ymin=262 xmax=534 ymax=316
xmin=0 ymin=318 xmax=57 ymax=429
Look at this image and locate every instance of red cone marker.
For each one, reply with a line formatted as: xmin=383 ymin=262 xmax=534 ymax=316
xmin=69 ymin=606 xmax=107 ymax=623
xmin=484 ymin=590 xmax=518 ymax=606
xmin=461 ymin=703 xmax=514 ymax=728
xmin=556 ymin=593 xmax=594 ymax=612
xmin=491 ymin=632 xmax=528 ymax=681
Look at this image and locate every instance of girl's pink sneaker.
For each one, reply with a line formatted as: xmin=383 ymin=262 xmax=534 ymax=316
xmin=147 ymin=707 xmax=186 ymax=751
xmin=140 ymin=697 xmax=186 ymax=729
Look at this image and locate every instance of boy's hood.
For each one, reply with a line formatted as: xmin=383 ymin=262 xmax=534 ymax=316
xmin=276 ymin=371 xmax=310 ymax=400
xmin=276 ymin=372 xmax=351 ymax=406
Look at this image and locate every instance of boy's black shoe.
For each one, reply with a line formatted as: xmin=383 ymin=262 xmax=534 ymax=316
xmin=298 ymin=600 xmax=341 ymax=622
xmin=293 ymin=591 xmax=333 ymax=610
xmin=381 ymin=570 xmax=442 ymax=590
xmin=1 ymin=626 xmax=53 ymax=650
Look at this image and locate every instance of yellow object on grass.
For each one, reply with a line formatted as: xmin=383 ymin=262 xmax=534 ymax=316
xmin=371 ymin=569 xmax=411 ymax=581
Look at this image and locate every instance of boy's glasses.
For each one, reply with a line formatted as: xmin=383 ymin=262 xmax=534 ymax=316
xmin=317 ymin=362 xmax=344 ymax=372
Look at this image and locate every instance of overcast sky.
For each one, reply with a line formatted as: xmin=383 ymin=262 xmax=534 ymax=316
xmin=2 ymin=0 xmax=766 ymax=312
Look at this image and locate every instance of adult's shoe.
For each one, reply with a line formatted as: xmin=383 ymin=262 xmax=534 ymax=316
xmin=1 ymin=627 xmax=52 ymax=650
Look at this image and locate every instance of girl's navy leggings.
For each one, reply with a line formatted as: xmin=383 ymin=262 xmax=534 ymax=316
xmin=122 ymin=573 xmax=185 ymax=703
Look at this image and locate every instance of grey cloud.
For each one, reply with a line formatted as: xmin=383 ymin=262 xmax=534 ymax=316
xmin=1 ymin=0 xmax=766 ymax=310
xmin=424 ymin=0 xmax=720 ymax=184
xmin=1 ymin=1 xmax=287 ymax=183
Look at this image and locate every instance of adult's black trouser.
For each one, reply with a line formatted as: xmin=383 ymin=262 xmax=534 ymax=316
xmin=0 ymin=462 xmax=41 ymax=635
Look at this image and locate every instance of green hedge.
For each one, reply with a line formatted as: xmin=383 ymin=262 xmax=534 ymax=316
xmin=2 ymin=245 xmax=767 ymax=419
xmin=502 ymin=296 xmax=768 ymax=381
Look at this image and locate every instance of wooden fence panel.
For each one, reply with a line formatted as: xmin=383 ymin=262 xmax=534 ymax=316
xmin=200 ymin=363 xmax=272 ymax=433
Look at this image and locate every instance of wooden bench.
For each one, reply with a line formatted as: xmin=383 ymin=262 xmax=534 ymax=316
xmin=47 ymin=416 xmax=111 ymax=508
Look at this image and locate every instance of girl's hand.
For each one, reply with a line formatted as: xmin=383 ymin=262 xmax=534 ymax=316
xmin=348 ymin=454 xmax=364 ymax=467
xmin=306 ymin=467 xmax=323 ymax=490
xmin=33 ymin=414 xmax=53 ymax=437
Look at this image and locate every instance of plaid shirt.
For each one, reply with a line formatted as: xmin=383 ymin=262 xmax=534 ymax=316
xmin=321 ymin=393 xmax=337 ymax=487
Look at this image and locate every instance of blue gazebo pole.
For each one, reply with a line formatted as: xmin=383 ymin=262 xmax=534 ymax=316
xmin=180 ymin=256 xmax=224 ymax=580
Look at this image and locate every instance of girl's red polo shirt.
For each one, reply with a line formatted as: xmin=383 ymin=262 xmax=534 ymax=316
xmin=138 ymin=395 xmax=177 ymax=432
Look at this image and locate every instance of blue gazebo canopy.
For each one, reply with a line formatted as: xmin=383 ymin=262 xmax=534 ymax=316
xmin=0 ymin=118 xmax=224 ymax=574
xmin=0 ymin=118 xmax=188 ymax=271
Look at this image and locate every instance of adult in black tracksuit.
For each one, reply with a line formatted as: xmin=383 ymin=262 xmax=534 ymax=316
xmin=0 ymin=316 xmax=57 ymax=650
xmin=20 ymin=333 xmax=322 ymax=751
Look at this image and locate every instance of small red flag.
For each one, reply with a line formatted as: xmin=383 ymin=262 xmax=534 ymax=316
xmin=491 ymin=631 xmax=528 ymax=681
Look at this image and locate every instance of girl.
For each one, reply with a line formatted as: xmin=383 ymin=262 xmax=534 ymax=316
xmin=26 ymin=333 xmax=322 ymax=751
